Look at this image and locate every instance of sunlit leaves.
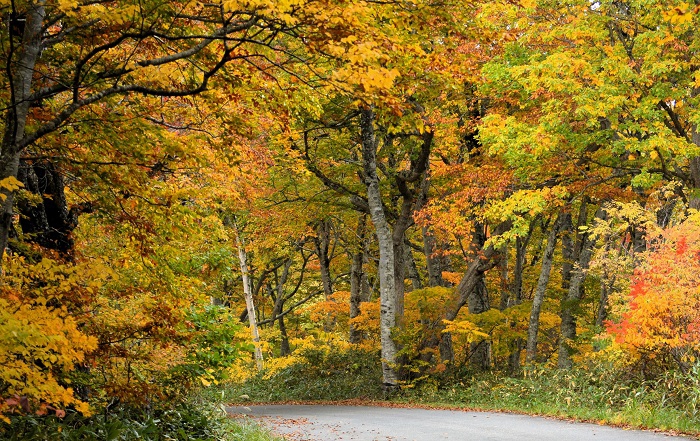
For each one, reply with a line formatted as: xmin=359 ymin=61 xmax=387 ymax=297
xmin=0 ymin=177 xmax=23 ymax=202
xmin=0 ymin=257 xmax=103 ymax=420
xmin=606 ymin=219 xmax=700 ymax=368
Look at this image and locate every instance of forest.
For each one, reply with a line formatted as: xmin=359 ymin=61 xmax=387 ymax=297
xmin=2 ymin=0 xmax=700 ymax=439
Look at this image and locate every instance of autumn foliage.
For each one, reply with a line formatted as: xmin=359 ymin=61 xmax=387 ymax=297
xmin=606 ymin=219 xmax=700 ymax=370
xmin=5 ymin=0 xmax=700 ymax=435
xmin=0 ymin=257 xmax=101 ymax=421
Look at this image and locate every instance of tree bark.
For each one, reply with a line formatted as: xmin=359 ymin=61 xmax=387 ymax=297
xmin=271 ymin=260 xmax=293 ymax=356
xmin=596 ymin=279 xmax=611 ymax=329
xmin=511 ymin=221 xmax=535 ymax=305
xmin=404 ymin=240 xmax=422 ymax=291
xmin=422 ymin=226 xmax=446 ymax=287
xmin=690 ymin=88 xmax=700 ymax=209
xmin=439 ymin=222 xmax=506 ymax=362
xmin=233 ymin=219 xmax=264 ymax=371
xmin=526 ymin=214 xmax=562 ymax=364
xmin=506 ymin=225 xmax=533 ymax=374
xmin=349 ymin=214 xmax=368 ymax=343
xmin=469 ymin=276 xmax=491 ymax=370
xmin=560 ymin=212 xmax=574 ymax=291
xmin=498 ymin=245 xmax=509 ymax=311
xmin=392 ymin=220 xmax=408 ymax=320
xmin=349 ymin=216 xmax=367 ymax=343
xmin=314 ymin=219 xmax=334 ymax=299
xmin=360 ymin=108 xmax=398 ymax=387
xmin=467 ymin=223 xmax=491 ymax=370
xmin=349 ymin=245 xmax=364 ymax=343
xmin=558 ymin=207 xmax=604 ymax=368
xmin=0 ymin=1 xmax=47 ymax=261
xmin=15 ymin=160 xmax=86 ymax=258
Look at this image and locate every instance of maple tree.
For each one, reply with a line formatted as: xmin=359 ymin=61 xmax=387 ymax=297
xmin=606 ymin=217 xmax=700 ymax=373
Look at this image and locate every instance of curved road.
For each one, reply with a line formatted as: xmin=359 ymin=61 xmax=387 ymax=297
xmin=228 ymin=404 xmax=694 ymax=441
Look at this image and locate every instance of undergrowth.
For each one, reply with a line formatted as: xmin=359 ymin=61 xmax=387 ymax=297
xmin=405 ymin=362 xmax=700 ymax=434
xmin=224 ymin=347 xmax=384 ymax=402
xmin=0 ymin=396 xmax=281 ymax=441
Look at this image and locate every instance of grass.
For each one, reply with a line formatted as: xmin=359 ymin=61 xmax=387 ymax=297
xmin=224 ymin=419 xmax=284 ymax=441
xmin=1 ymin=395 xmax=282 ymax=441
xmin=399 ymin=369 xmax=700 ymax=435
xmin=219 ymin=350 xmax=700 ymax=438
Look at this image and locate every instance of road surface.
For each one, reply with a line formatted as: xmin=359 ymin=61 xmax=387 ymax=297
xmin=228 ymin=404 xmax=694 ymax=441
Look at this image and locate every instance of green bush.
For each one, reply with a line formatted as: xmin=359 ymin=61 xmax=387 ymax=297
xmin=227 ymin=347 xmax=384 ymax=402
xmin=0 ymin=399 xmax=280 ymax=441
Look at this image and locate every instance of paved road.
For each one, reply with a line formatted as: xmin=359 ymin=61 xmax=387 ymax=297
xmin=228 ymin=404 xmax=694 ymax=441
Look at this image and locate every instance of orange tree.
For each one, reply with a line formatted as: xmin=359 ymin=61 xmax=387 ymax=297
xmin=606 ymin=217 xmax=700 ymax=373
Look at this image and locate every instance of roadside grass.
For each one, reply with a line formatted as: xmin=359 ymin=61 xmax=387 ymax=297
xmin=402 ymin=367 xmax=700 ymax=435
xmin=0 ymin=394 xmax=281 ymax=441
xmin=224 ymin=418 xmax=284 ymax=441
xmin=221 ymin=352 xmax=700 ymax=437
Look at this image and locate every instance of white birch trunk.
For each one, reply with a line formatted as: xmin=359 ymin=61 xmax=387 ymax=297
xmin=360 ymin=108 xmax=398 ymax=387
xmin=234 ymin=220 xmax=264 ymax=371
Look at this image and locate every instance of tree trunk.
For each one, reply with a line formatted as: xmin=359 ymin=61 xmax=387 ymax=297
xmin=278 ymin=314 xmax=291 ymax=356
xmin=469 ymin=276 xmax=491 ymax=370
xmin=690 ymin=89 xmax=700 ymax=209
xmin=0 ymin=1 xmax=47 ymax=262
xmin=439 ymin=222 xmax=505 ymax=362
xmin=350 ymin=215 xmax=369 ymax=343
xmin=271 ymin=259 xmax=293 ymax=355
xmin=314 ymin=219 xmax=334 ymax=299
xmin=404 ymin=240 xmax=422 ymax=291
xmin=507 ymin=226 xmax=533 ymax=374
xmin=360 ymin=108 xmax=398 ymax=387
xmin=560 ymin=212 xmax=574 ymax=290
xmin=467 ymin=223 xmax=491 ymax=370
xmin=512 ymin=239 xmax=525 ymax=305
xmin=233 ymin=220 xmax=264 ymax=371
xmin=511 ymin=222 xmax=534 ymax=305
xmin=498 ymin=245 xmax=509 ymax=311
xmin=349 ymin=244 xmax=364 ymax=343
xmin=392 ymin=225 xmax=407 ymax=321
xmin=558 ymin=207 xmax=603 ymax=369
xmin=15 ymin=160 xmax=85 ymax=258
xmin=422 ymin=226 xmax=446 ymax=287
xmin=526 ymin=214 xmax=562 ymax=364
xmin=596 ymin=279 xmax=611 ymax=329
xmin=508 ymin=339 xmax=524 ymax=375
xmin=392 ymin=191 xmax=416 ymax=320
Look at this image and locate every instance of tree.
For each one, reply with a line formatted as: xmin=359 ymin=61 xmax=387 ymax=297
xmin=232 ymin=217 xmax=264 ymax=370
xmin=607 ymin=217 xmax=700 ymax=373
xmin=360 ymin=107 xmax=399 ymax=387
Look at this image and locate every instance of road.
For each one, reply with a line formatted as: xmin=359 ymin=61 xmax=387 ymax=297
xmin=228 ymin=404 xmax=694 ymax=441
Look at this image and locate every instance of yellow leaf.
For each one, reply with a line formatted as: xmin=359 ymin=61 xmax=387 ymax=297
xmin=0 ymin=176 xmax=24 ymax=194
